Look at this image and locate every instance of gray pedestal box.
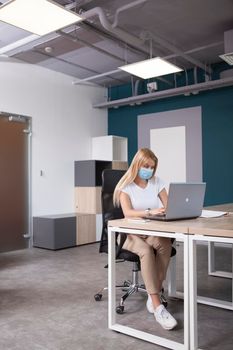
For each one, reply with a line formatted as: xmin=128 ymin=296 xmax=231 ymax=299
xmin=33 ymin=214 xmax=76 ymax=250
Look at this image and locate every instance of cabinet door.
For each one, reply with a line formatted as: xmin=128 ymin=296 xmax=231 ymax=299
xmin=76 ymin=214 xmax=96 ymax=245
xmin=74 ymin=187 xmax=102 ymax=214
xmin=0 ymin=113 xmax=29 ymax=252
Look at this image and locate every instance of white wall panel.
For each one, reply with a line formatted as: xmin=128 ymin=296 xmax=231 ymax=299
xmin=150 ymin=126 xmax=186 ymax=189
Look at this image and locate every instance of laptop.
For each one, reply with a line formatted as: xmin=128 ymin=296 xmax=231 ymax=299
xmin=146 ymin=182 xmax=206 ymax=221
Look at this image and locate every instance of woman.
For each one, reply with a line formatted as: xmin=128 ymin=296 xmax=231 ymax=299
xmin=113 ymin=148 xmax=177 ymax=330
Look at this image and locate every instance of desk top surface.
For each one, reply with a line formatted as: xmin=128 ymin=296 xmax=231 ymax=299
xmin=205 ymin=203 xmax=233 ymax=212
xmin=181 ymin=214 xmax=233 ymax=237
xmin=108 ymin=203 xmax=233 ymax=238
xmin=108 ymin=218 xmax=189 ymax=234
xmin=187 ymin=203 xmax=233 ymax=237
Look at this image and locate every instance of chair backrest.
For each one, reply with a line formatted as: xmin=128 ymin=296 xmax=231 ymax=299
xmin=99 ymin=169 xmax=126 ymax=253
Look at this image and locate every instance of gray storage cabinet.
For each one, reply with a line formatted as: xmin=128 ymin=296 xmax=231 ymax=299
xmin=33 ymin=214 xmax=76 ymax=250
xmin=74 ymin=160 xmax=112 ymax=186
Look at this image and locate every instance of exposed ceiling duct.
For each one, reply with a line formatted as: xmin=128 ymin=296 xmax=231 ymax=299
xmin=0 ymin=0 xmax=232 ymax=87
xmin=80 ymin=5 xmax=212 ymax=75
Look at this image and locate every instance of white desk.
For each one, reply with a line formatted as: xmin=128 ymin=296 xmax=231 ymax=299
xmin=108 ymin=219 xmax=190 ymax=350
xmin=108 ymin=208 xmax=233 ymax=350
xmin=187 ymin=211 xmax=233 ymax=350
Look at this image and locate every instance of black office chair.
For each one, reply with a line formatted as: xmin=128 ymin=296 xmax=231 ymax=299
xmin=94 ymin=169 xmax=174 ymax=314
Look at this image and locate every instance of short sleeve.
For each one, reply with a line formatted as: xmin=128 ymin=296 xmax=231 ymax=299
xmin=156 ymin=176 xmax=166 ymax=193
xmin=121 ymin=184 xmax=130 ymax=195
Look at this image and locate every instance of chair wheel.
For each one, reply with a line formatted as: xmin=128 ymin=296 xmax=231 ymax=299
xmin=94 ymin=293 xmax=102 ymax=301
xmin=162 ymin=300 xmax=168 ymax=308
xmin=116 ymin=305 xmax=124 ymax=314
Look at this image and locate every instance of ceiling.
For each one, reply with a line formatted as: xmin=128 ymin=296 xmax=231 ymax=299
xmin=0 ymin=0 xmax=233 ymax=88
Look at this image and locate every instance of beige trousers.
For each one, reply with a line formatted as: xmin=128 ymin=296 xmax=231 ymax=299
xmin=123 ymin=234 xmax=172 ymax=294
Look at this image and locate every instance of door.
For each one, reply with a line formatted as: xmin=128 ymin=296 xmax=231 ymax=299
xmin=0 ymin=112 xmax=31 ymax=252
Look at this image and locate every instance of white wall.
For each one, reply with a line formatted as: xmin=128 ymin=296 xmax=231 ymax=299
xmin=150 ymin=126 xmax=186 ymax=189
xmin=0 ymin=58 xmax=107 ymax=215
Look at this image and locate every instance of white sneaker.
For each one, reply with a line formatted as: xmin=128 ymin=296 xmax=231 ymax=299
xmin=154 ymin=304 xmax=177 ymax=330
xmin=146 ymin=294 xmax=154 ymax=313
xmin=146 ymin=292 xmax=167 ymax=314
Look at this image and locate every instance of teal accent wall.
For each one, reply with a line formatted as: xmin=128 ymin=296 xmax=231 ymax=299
xmin=108 ymin=86 xmax=233 ymax=205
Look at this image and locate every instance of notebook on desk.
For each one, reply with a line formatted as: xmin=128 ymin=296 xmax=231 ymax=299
xmin=146 ymin=182 xmax=206 ymax=221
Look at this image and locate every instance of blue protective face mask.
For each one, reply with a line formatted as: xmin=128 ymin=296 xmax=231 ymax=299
xmin=138 ymin=167 xmax=154 ymax=180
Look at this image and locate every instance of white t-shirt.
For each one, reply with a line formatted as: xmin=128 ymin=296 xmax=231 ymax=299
xmin=121 ymin=176 xmax=165 ymax=210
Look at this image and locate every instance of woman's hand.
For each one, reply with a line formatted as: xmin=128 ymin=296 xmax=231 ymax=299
xmin=149 ymin=207 xmax=166 ymax=216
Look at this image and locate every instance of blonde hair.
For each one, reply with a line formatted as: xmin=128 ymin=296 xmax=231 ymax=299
xmin=113 ymin=148 xmax=158 ymax=206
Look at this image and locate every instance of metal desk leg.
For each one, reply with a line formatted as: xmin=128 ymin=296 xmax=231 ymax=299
xmin=189 ymin=236 xmax=198 ymax=350
xmin=208 ymin=241 xmax=215 ymax=275
xmin=107 ymin=227 xmax=189 ymax=350
xmin=108 ymin=227 xmax=116 ymax=329
xmin=183 ymin=234 xmax=190 ymax=350
xmin=232 ymin=246 xmax=233 ymax=304
xmin=167 ymin=241 xmax=177 ymax=297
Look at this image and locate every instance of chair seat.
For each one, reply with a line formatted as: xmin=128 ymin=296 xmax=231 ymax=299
xmin=118 ymin=249 xmax=140 ymax=262
xmin=171 ymin=246 xmax=176 ymax=257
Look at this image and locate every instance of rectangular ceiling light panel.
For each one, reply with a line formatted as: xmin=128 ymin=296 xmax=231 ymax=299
xmin=119 ymin=57 xmax=183 ymax=79
xmin=0 ymin=0 xmax=82 ymax=36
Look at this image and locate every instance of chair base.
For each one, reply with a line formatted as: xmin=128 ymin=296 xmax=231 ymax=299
xmin=94 ymin=280 xmax=147 ymax=313
xmin=116 ymin=280 xmax=147 ymax=314
xmin=94 ymin=261 xmax=168 ymax=313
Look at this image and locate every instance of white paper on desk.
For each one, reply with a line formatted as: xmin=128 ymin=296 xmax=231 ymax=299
xmin=200 ymin=210 xmax=227 ymax=218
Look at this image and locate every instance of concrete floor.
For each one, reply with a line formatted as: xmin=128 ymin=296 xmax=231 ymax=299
xmin=0 ymin=243 xmax=232 ymax=350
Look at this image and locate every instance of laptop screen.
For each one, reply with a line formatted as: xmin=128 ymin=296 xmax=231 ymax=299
xmin=164 ymin=182 xmax=206 ymax=220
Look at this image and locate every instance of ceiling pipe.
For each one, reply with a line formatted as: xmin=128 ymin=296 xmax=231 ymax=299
xmin=72 ymin=69 xmax=120 ymax=84
xmin=0 ymin=34 xmax=40 ymax=55
xmin=81 ymin=7 xmax=151 ymax=54
xmin=174 ymin=41 xmax=223 ymax=56
xmin=72 ymin=67 xmax=173 ymax=86
xmin=112 ymin=0 xmax=149 ymax=28
xmin=92 ymin=76 xmax=233 ymax=109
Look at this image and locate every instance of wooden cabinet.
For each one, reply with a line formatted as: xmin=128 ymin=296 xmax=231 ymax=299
xmin=76 ymin=214 xmax=96 ymax=245
xmin=112 ymin=161 xmax=128 ymax=170
xmin=76 ymin=214 xmax=102 ymax=245
xmin=74 ymin=187 xmax=101 ymax=214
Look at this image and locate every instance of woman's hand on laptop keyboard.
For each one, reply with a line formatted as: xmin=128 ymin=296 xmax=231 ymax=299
xmin=150 ymin=207 xmax=166 ymax=216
